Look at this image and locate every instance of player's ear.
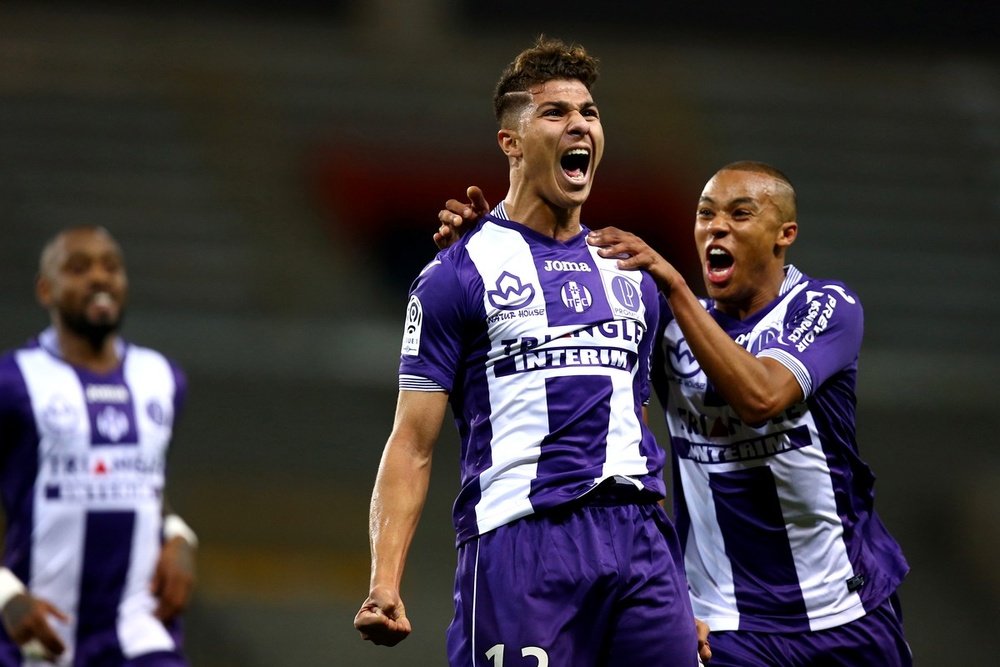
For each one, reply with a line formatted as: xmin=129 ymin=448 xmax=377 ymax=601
xmin=36 ymin=273 xmax=53 ymax=308
xmin=498 ymin=129 xmax=521 ymax=158
xmin=776 ymin=221 xmax=797 ymax=248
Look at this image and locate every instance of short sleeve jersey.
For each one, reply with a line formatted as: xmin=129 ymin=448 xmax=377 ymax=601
xmin=400 ymin=204 xmax=665 ymax=544
xmin=653 ymin=266 xmax=909 ymax=633
xmin=0 ymin=328 xmax=186 ymax=664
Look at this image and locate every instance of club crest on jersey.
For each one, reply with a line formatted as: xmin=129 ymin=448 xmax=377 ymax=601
xmin=487 ymin=272 xmax=536 ymax=310
xmin=401 ymin=295 xmax=423 ymax=356
xmin=560 ymin=281 xmax=592 ymax=313
xmin=96 ymin=406 xmax=130 ymax=443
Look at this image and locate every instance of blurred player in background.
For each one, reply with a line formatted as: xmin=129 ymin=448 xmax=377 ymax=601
xmin=0 ymin=225 xmax=197 ymax=666
xmin=355 ymin=36 xmax=704 ymax=666
xmin=441 ymin=161 xmax=911 ymax=665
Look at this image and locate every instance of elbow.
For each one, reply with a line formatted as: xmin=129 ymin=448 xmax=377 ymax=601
xmin=731 ymin=395 xmax=787 ymax=426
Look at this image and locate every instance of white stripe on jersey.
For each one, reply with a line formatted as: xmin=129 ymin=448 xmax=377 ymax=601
xmin=466 ymin=224 xmax=545 ymax=533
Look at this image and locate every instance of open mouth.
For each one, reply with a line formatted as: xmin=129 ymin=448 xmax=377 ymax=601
xmin=560 ymin=148 xmax=590 ymax=181
xmin=706 ymin=247 xmax=734 ymax=282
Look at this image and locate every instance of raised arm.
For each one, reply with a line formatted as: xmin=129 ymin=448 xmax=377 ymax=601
xmin=354 ymin=389 xmax=449 ymax=646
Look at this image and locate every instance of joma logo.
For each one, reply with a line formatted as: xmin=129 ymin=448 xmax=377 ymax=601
xmin=543 ymin=260 xmax=592 ymax=272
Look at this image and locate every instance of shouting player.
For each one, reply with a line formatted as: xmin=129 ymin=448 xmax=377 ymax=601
xmin=354 ymin=36 xmax=704 ymax=666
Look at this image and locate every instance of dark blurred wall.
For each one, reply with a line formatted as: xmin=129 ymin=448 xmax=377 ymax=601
xmin=1 ymin=2 xmax=998 ymax=665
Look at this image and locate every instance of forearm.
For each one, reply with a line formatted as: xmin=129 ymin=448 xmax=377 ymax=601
xmin=665 ymin=276 xmax=798 ymax=423
xmin=368 ymin=440 xmax=433 ymax=591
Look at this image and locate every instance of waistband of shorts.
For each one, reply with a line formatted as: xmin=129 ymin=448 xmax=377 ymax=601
xmin=569 ymin=477 xmax=661 ymax=508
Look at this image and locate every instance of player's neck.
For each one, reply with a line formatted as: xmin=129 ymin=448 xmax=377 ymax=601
xmin=503 ymin=194 xmax=583 ymax=242
xmin=53 ymin=324 xmax=121 ymax=374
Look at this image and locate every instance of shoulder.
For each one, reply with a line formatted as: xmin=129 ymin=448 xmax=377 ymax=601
xmin=786 ymin=269 xmax=862 ymax=311
xmin=123 ymin=343 xmax=187 ymax=389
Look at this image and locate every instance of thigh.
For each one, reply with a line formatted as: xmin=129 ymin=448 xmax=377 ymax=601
xmin=447 ymin=512 xmax=617 ymax=667
xmin=789 ymin=594 xmax=912 ymax=667
xmin=603 ymin=504 xmax=699 ymax=667
xmin=700 ymin=629 xmax=785 ymax=667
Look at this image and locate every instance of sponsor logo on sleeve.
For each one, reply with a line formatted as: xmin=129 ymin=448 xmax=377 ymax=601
xmin=401 ymin=295 xmax=423 ymax=356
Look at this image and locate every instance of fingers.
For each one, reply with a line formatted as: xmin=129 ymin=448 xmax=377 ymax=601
xmin=466 ymin=186 xmax=490 ymax=216
xmin=695 ymin=617 xmax=712 ymax=662
xmin=3 ymin=597 xmax=67 ymax=660
xmin=354 ymin=605 xmax=412 ymax=646
xmin=27 ymin=621 xmax=65 ymax=661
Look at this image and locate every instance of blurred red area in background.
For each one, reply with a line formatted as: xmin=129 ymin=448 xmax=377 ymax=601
xmin=308 ymin=145 xmax=702 ymax=294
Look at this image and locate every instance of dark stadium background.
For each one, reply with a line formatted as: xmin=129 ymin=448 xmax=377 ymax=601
xmin=1 ymin=2 xmax=997 ymax=664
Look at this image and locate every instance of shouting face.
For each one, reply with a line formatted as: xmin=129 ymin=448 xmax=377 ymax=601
xmin=695 ymin=168 xmax=797 ymax=318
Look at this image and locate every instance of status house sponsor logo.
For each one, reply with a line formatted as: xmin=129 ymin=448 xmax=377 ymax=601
xmin=488 ymin=272 xmax=536 ymax=310
xmin=667 ymin=337 xmax=700 ymax=378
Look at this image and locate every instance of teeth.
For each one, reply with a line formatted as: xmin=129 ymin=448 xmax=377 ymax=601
xmin=709 ymin=248 xmax=727 ymax=256
xmin=566 ymin=148 xmax=589 ymax=156
xmin=91 ymin=293 xmax=113 ymax=307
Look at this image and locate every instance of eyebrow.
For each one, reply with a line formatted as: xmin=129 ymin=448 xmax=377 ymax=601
xmin=698 ymin=196 xmax=757 ymax=208
xmin=538 ymin=99 xmax=597 ymax=112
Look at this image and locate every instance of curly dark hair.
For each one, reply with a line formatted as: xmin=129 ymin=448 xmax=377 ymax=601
xmin=493 ymin=36 xmax=599 ymax=127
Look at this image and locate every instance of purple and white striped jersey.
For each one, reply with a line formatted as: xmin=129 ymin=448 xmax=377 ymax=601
xmin=653 ymin=265 xmax=908 ymax=633
xmin=0 ymin=328 xmax=186 ymax=665
xmin=399 ymin=204 xmax=666 ymax=544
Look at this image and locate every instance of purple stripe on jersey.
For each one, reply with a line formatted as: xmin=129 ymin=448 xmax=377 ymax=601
xmin=76 ymin=511 xmax=134 ymax=662
xmin=450 ymin=311 xmax=493 ymax=545
xmin=531 ymin=375 xmax=612 ymax=501
xmin=532 ymin=240 xmax=614 ymax=328
xmin=0 ymin=355 xmax=39 ymax=582
xmin=709 ymin=467 xmax=810 ymax=631
xmin=74 ymin=368 xmax=138 ymax=447
xmin=809 ymin=392 xmax=910 ymax=612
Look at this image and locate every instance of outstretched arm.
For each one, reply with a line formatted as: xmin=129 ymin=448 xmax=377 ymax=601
xmin=354 ymin=389 xmax=449 ymax=646
xmin=588 ymin=227 xmax=801 ymax=424
xmin=434 ymin=186 xmax=491 ymax=249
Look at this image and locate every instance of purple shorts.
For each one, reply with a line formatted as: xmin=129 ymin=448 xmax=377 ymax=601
xmin=706 ymin=593 xmax=912 ymax=667
xmin=446 ymin=497 xmax=699 ymax=667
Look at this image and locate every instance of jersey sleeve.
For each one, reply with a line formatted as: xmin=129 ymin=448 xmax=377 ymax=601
xmin=637 ymin=272 xmax=661 ymax=405
xmin=398 ymin=255 xmax=470 ymax=394
xmin=757 ymin=281 xmax=863 ymax=398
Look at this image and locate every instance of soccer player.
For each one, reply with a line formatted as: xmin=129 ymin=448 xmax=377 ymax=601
xmin=354 ymin=37 xmax=701 ymax=666
xmin=438 ymin=162 xmax=912 ymax=666
xmin=0 ymin=225 xmax=197 ymax=666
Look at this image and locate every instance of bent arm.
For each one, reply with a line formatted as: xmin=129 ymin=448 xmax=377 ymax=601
xmin=589 ymin=228 xmax=801 ymax=424
xmin=663 ymin=278 xmax=802 ymax=424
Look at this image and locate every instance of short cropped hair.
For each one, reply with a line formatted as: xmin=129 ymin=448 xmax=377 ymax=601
xmin=493 ymin=36 xmax=599 ymax=128
xmin=718 ymin=160 xmax=797 ymax=221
